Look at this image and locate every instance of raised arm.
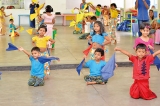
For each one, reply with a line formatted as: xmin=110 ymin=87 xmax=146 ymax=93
xmin=135 ymin=0 xmax=138 ymax=9
xmin=153 ymin=50 xmax=160 ymax=57
xmin=19 ymin=47 xmax=31 ymax=57
xmin=115 ymin=47 xmax=132 ymax=57
xmin=143 ymin=0 xmax=150 ymax=9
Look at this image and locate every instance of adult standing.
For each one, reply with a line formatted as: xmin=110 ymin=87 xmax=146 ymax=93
xmin=0 ymin=6 xmax=12 ymax=36
xmin=29 ymin=1 xmax=36 ymax=28
xmin=135 ymin=0 xmax=150 ymax=37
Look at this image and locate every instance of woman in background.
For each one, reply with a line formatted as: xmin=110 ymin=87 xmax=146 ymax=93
xmin=29 ymin=1 xmax=36 ymax=28
xmin=0 ymin=6 xmax=11 ymax=35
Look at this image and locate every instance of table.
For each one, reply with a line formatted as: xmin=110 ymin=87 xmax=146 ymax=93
xmin=132 ymin=23 xmax=139 ymax=36
xmin=55 ymin=14 xmax=76 ymax=26
xmin=18 ymin=14 xmax=30 ymax=26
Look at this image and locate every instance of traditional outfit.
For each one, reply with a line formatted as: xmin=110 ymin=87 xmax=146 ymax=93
xmin=32 ymin=36 xmax=51 ymax=75
xmin=129 ymin=55 xmax=157 ymax=100
xmin=102 ymin=9 xmax=109 ymax=26
xmin=109 ymin=8 xmax=118 ymax=40
xmin=0 ymin=10 xmax=6 ymax=35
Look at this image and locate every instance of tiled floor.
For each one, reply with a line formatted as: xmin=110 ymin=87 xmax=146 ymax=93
xmin=0 ymin=26 xmax=159 ymax=67
xmin=0 ymin=67 xmax=160 ymax=106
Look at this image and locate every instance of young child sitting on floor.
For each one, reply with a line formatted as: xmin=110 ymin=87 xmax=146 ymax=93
xmin=115 ymin=43 xmax=160 ymax=100
xmin=18 ymin=47 xmax=45 ymax=87
xmin=9 ymin=19 xmax=19 ymax=36
xmin=84 ymin=48 xmax=108 ymax=85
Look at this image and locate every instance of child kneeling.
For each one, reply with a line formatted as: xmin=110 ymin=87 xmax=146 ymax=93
xmin=84 ymin=48 xmax=108 ymax=85
xmin=19 ymin=47 xmax=45 ymax=87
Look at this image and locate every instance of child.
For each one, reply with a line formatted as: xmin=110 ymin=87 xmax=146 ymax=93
xmin=39 ymin=12 xmax=46 ymax=26
xmin=9 ymin=19 xmax=19 ymax=36
xmin=155 ymin=21 xmax=160 ymax=44
xmin=115 ymin=43 xmax=160 ymax=100
xmin=32 ymin=24 xmax=55 ymax=79
xmin=38 ymin=5 xmax=55 ymax=50
xmin=90 ymin=16 xmax=97 ymax=32
xmin=102 ymin=6 xmax=109 ymax=26
xmin=79 ymin=17 xmax=91 ymax=39
xmin=84 ymin=48 xmax=108 ymax=85
xmin=109 ymin=3 xmax=120 ymax=44
xmin=18 ymin=47 xmax=45 ymax=87
xmin=134 ymin=22 xmax=154 ymax=54
xmin=87 ymin=21 xmax=111 ymax=60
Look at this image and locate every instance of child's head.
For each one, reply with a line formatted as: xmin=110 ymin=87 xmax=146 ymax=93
xmin=97 ymin=4 xmax=101 ymax=8
xmin=45 ymin=5 xmax=53 ymax=12
xmin=9 ymin=19 xmax=14 ymax=24
xmin=31 ymin=47 xmax=41 ymax=59
xmin=140 ymin=22 xmax=150 ymax=37
xmin=35 ymin=4 xmax=39 ymax=9
xmin=110 ymin=3 xmax=117 ymax=9
xmin=94 ymin=48 xmax=104 ymax=61
xmin=149 ymin=9 xmax=154 ymax=20
xmin=94 ymin=21 xmax=105 ymax=34
xmin=91 ymin=16 xmax=97 ymax=22
xmin=38 ymin=24 xmax=47 ymax=36
xmin=104 ymin=6 xmax=107 ymax=9
xmin=135 ymin=43 xmax=147 ymax=59
xmin=159 ymin=13 xmax=160 ymax=19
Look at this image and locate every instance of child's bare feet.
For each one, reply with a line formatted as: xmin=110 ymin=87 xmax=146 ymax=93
xmin=44 ymin=75 xmax=49 ymax=80
xmin=86 ymin=81 xmax=96 ymax=85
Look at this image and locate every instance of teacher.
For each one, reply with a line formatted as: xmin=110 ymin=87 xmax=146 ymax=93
xmin=29 ymin=1 xmax=36 ymax=28
xmin=135 ymin=0 xmax=150 ymax=37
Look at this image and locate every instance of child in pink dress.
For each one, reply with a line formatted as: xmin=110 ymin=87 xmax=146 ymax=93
xmin=39 ymin=5 xmax=55 ymax=50
xmin=134 ymin=22 xmax=154 ymax=54
xmin=155 ymin=22 xmax=160 ymax=44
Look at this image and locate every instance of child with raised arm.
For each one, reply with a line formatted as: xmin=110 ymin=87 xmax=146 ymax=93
xmin=84 ymin=48 xmax=108 ymax=85
xmin=32 ymin=24 xmax=55 ymax=79
xmin=19 ymin=47 xmax=45 ymax=87
xmin=115 ymin=43 xmax=160 ymax=100
xmin=9 ymin=19 xmax=19 ymax=36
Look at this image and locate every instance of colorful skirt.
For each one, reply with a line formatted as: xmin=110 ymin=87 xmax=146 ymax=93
xmin=109 ymin=18 xmax=117 ymax=39
xmin=155 ymin=29 xmax=160 ymax=44
xmin=84 ymin=75 xmax=108 ymax=84
xmin=41 ymin=51 xmax=50 ymax=75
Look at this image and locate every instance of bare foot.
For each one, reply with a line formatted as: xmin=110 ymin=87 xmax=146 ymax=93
xmin=86 ymin=81 xmax=96 ymax=85
xmin=44 ymin=75 xmax=49 ymax=80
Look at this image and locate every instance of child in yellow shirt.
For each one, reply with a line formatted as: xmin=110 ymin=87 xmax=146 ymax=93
xmin=109 ymin=3 xmax=120 ymax=44
xmin=32 ymin=24 xmax=55 ymax=79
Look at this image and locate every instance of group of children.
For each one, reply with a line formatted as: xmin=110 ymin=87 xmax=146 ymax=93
xmin=78 ymin=3 xmax=119 ymax=44
xmin=4 ymin=1 xmax=160 ymax=101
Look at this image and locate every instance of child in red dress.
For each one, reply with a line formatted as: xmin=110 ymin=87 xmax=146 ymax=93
xmin=115 ymin=43 xmax=160 ymax=100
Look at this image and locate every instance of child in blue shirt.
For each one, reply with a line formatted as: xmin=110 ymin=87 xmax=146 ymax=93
xmin=9 ymin=19 xmax=19 ymax=36
xmin=84 ymin=48 xmax=108 ymax=85
xmin=18 ymin=47 xmax=45 ymax=87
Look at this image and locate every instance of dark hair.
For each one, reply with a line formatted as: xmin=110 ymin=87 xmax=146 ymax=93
xmin=36 ymin=4 xmax=39 ymax=8
xmin=0 ymin=6 xmax=5 ymax=9
xmin=43 ymin=11 xmax=46 ymax=13
xmin=110 ymin=3 xmax=117 ymax=8
xmin=95 ymin=48 xmax=104 ymax=56
xmin=104 ymin=6 xmax=107 ymax=8
xmin=38 ymin=24 xmax=47 ymax=32
xmin=149 ymin=9 xmax=154 ymax=20
xmin=93 ymin=21 xmax=105 ymax=35
xmin=136 ymin=43 xmax=147 ymax=51
xmin=9 ymin=19 xmax=13 ymax=21
xmin=45 ymin=5 xmax=53 ymax=12
xmin=97 ymin=4 xmax=101 ymax=7
xmin=140 ymin=22 xmax=151 ymax=30
xmin=91 ymin=16 xmax=97 ymax=21
xmin=31 ymin=47 xmax=40 ymax=52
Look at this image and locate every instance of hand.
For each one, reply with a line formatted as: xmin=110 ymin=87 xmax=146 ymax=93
xmin=114 ymin=47 xmax=121 ymax=51
xmin=18 ymin=47 xmax=24 ymax=51
xmin=83 ymin=55 xmax=87 ymax=59
xmin=148 ymin=45 xmax=154 ymax=50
